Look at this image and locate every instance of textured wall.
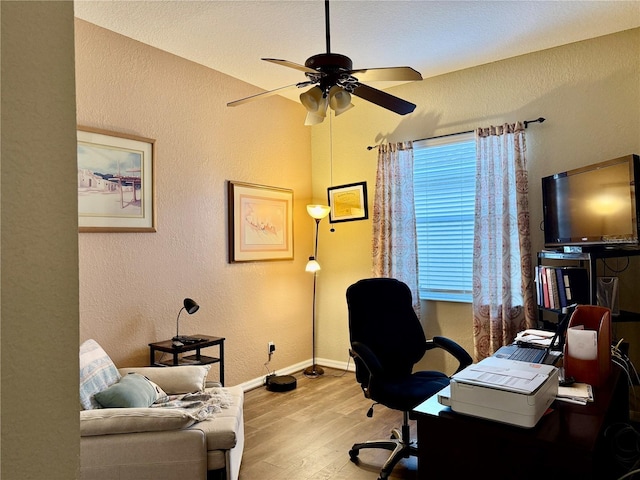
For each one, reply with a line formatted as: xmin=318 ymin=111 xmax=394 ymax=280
xmin=75 ymin=19 xmax=313 ymax=386
xmin=1 ymin=1 xmax=80 ymax=478
xmin=312 ymin=28 xmax=640 ymax=373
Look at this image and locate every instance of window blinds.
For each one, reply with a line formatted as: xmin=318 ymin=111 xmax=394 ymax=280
xmin=413 ymin=132 xmax=476 ymax=302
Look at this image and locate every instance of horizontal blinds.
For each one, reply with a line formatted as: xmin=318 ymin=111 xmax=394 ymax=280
xmin=414 ymin=132 xmax=475 ymax=302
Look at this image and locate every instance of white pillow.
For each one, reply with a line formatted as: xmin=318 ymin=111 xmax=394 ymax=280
xmin=79 ymin=339 xmax=121 ymax=410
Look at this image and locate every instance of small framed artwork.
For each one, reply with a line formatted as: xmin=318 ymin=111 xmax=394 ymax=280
xmin=327 ymin=181 xmax=369 ymax=223
xmin=77 ymin=127 xmax=156 ymax=232
xmin=227 ymin=181 xmax=294 ymax=262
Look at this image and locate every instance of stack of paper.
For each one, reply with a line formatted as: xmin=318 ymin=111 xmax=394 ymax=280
xmin=556 ymin=383 xmax=593 ymax=405
xmin=515 ymin=329 xmax=555 ymax=347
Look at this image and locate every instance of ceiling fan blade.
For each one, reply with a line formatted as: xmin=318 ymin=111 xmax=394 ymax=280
xmin=227 ymin=83 xmax=310 ymax=107
xmin=351 ymin=83 xmax=417 ymax=115
xmin=349 ymin=66 xmax=423 ymax=83
xmin=262 ymin=58 xmax=318 ymax=75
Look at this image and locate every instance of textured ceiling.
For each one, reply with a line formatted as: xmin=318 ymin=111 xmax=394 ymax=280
xmin=74 ymin=0 xmax=640 ymax=103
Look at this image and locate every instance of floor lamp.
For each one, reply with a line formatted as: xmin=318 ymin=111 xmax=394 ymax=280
xmin=304 ymin=204 xmax=331 ymax=378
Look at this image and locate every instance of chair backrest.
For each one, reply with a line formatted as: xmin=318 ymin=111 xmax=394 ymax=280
xmin=346 ymin=278 xmax=427 ymax=379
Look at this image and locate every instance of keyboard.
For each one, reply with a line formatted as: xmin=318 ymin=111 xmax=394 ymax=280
xmin=507 ymin=346 xmax=545 ymax=363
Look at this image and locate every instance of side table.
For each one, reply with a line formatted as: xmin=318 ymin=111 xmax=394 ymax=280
xmin=149 ymin=334 xmax=225 ymax=386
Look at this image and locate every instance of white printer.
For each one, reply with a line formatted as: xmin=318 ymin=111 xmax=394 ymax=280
xmin=440 ymin=356 xmax=559 ymax=428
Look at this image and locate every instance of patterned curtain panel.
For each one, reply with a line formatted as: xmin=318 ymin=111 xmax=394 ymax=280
xmin=473 ymin=123 xmax=536 ymax=360
xmin=372 ymin=141 xmax=420 ymax=314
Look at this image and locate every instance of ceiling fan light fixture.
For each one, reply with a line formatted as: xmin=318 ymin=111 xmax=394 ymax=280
xmin=328 ymin=86 xmax=353 ymax=116
xmin=304 ymin=111 xmax=326 ymax=126
xmin=300 ymin=86 xmax=324 ymax=111
xmin=227 ymin=0 xmax=422 ymax=121
xmin=301 ymin=86 xmax=329 ymax=125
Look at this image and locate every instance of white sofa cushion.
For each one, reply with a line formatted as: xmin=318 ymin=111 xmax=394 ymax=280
xmin=191 ymin=384 xmax=244 ymax=451
xmin=80 ymin=339 xmax=121 ymax=410
xmin=81 ymin=407 xmax=196 ymax=436
xmin=119 ymin=365 xmax=210 ymax=394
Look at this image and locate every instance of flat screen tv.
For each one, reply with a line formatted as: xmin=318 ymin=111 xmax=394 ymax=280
xmin=542 ymin=154 xmax=640 ymax=249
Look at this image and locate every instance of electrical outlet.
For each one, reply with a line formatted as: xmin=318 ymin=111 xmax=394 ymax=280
xmin=268 ymin=341 xmax=276 ymax=355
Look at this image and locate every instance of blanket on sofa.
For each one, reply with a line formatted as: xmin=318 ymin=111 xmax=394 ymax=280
xmin=151 ymin=387 xmax=233 ymax=422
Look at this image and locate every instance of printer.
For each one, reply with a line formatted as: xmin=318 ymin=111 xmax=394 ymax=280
xmin=440 ymin=356 xmax=558 ymax=428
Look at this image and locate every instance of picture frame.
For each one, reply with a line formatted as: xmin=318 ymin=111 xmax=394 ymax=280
xmin=77 ymin=127 xmax=156 ymax=232
xmin=227 ymin=181 xmax=294 ymax=262
xmin=327 ymin=181 xmax=369 ymax=223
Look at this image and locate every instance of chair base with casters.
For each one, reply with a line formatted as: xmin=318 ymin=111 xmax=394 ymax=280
xmin=346 ymin=278 xmax=473 ymax=480
xmin=348 ymin=411 xmax=416 ymax=480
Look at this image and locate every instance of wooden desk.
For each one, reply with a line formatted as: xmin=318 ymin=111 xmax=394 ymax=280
xmin=149 ymin=335 xmax=225 ymax=385
xmin=412 ymin=366 xmax=628 ymax=480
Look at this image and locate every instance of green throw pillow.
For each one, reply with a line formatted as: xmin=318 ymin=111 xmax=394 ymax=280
xmin=94 ymin=373 xmax=158 ymax=408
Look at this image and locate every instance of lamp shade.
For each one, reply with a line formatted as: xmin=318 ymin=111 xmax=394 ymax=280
xmin=183 ymin=298 xmax=199 ymax=314
xmin=304 ymin=111 xmax=326 ymax=126
xmin=328 ymin=86 xmax=354 ymax=116
xmin=301 ymin=87 xmax=329 ymax=125
xmin=300 ymin=86 xmax=323 ymax=111
xmin=306 ymin=204 xmax=331 ymax=220
xmin=305 ymin=257 xmax=321 ymax=273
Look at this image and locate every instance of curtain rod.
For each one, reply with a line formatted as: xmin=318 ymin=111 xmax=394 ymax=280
xmin=366 ymin=117 xmax=546 ymax=150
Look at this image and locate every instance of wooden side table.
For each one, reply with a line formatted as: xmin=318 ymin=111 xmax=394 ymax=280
xmin=148 ymin=335 xmax=225 ymax=386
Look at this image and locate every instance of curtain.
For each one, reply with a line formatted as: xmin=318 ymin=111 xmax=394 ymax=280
xmin=473 ymin=123 xmax=536 ymax=360
xmin=372 ymin=141 xmax=420 ymax=313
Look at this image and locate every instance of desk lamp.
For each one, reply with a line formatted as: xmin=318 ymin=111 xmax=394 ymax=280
xmin=304 ymin=204 xmax=331 ymax=377
xmin=173 ymin=298 xmax=200 ymax=343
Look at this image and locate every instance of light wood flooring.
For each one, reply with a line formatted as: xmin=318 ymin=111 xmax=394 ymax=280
xmin=238 ymin=367 xmax=418 ymax=480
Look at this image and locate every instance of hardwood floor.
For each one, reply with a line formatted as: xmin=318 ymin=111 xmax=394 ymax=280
xmin=239 ymin=367 xmax=418 ymax=480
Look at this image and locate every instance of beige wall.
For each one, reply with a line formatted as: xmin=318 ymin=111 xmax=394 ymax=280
xmin=75 ymin=20 xmax=313 ymax=386
xmin=1 ymin=1 xmax=80 ymax=478
xmin=76 ymin=24 xmax=640 ymax=383
xmin=313 ymin=28 xmax=640 ymax=374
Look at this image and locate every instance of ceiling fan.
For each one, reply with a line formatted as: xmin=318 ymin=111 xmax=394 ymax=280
xmin=227 ymin=0 xmax=423 ymax=125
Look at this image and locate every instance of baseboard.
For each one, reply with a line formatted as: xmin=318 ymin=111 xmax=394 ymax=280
xmin=237 ymin=355 xmax=355 ymax=392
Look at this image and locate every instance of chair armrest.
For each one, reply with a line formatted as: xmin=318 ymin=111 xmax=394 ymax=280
xmin=427 ymin=336 xmax=473 ymax=374
xmin=350 ymin=341 xmax=384 ymax=377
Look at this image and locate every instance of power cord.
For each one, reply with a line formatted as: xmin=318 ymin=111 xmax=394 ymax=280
xmin=607 ymin=422 xmax=640 ymax=478
xmin=611 ymin=340 xmax=640 ymax=403
xmin=617 ymin=469 xmax=640 ymax=480
xmin=328 ymin=353 xmax=353 ymax=377
xmin=263 ymin=351 xmax=275 ymax=381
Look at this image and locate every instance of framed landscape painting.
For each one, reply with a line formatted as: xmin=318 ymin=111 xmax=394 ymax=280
xmin=227 ymin=181 xmax=294 ymax=262
xmin=327 ymin=181 xmax=368 ymax=223
xmin=77 ymin=127 xmax=156 ymax=232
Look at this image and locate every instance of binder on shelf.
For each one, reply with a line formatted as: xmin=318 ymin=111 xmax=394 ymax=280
xmin=546 ymin=267 xmax=559 ymax=309
xmin=555 ymin=268 xmax=567 ymax=309
xmin=540 ymin=267 xmax=550 ymax=308
xmin=535 ymin=266 xmax=543 ymax=307
xmin=562 ymin=305 xmax=611 ymax=387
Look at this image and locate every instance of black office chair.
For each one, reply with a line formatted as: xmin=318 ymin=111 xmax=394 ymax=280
xmin=346 ymin=278 xmax=473 ymax=480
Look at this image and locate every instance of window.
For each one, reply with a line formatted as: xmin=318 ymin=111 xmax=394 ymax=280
xmin=413 ymin=132 xmax=476 ymax=302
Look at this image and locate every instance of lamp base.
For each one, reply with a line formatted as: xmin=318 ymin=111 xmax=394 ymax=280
xmin=303 ymin=365 xmax=324 ymax=378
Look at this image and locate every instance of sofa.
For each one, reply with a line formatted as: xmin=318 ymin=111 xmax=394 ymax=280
xmin=79 ymin=339 xmax=244 ymax=480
